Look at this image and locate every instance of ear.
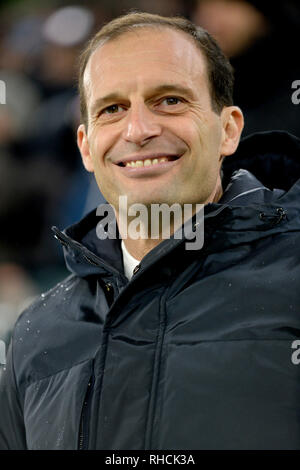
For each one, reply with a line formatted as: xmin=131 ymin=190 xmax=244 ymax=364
xmin=77 ymin=124 xmax=94 ymax=172
xmin=220 ymin=106 xmax=244 ymax=158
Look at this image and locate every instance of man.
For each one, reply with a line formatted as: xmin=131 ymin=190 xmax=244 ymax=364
xmin=1 ymin=12 xmax=300 ymax=450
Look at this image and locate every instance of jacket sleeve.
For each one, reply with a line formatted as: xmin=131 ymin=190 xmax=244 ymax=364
xmin=0 ymin=340 xmax=27 ymax=449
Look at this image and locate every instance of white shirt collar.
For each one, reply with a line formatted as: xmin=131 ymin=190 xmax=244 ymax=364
xmin=121 ymin=240 xmax=140 ymax=280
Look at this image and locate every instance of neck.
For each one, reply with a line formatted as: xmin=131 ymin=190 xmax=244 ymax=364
xmin=122 ymin=237 xmax=160 ymax=262
xmin=117 ymin=181 xmax=223 ymax=261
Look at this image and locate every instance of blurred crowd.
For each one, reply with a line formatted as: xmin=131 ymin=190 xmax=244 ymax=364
xmin=0 ymin=0 xmax=300 ymax=361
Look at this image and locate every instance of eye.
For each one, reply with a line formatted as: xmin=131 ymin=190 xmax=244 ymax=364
xmin=161 ymin=96 xmax=182 ymax=106
xmin=102 ymin=104 xmax=124 ymax=114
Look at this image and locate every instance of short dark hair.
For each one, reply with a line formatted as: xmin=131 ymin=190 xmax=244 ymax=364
xmin=78 ymin=11 xmax=234 ymax=127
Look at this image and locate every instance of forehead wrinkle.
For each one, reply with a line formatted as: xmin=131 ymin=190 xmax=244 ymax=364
xmin=89 ymin=58 xmax=206 ymax=99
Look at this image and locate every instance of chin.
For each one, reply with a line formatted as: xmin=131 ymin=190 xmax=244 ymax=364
xmin=126 ymin=194 xmax=169 ymax=207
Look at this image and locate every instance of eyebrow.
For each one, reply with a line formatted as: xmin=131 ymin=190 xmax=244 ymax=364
xmin=90 ymin=84 xmax=195 ymax=116
xmin=146 ymin=84 xmax=195 ymax=100
xmin=90 ymin=93 xmax=123 ymax=117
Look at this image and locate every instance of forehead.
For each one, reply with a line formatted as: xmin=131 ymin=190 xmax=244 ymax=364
xmin=84 ymin=27 xmax=209 ymax=103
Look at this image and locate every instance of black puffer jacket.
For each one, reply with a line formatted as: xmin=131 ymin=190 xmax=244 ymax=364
xmin=1 ymin=131 xmax=300 ymax=450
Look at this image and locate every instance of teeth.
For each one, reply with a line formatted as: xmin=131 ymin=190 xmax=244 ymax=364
xmin=124 ymin=156 xmax=171 ymax=168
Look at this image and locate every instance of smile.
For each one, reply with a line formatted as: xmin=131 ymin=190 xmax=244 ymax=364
xmin=115 ymin=154 xmax=181 ymax=167
xmin=113 ymin=154 xmax=183 ymax=177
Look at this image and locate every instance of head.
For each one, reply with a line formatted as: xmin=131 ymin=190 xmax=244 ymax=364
xmin=77 ymin=12 xmax=244 ymax=212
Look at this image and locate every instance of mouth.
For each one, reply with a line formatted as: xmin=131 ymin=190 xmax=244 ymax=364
xmin=114 ymin=154 xmax=181 ymax=168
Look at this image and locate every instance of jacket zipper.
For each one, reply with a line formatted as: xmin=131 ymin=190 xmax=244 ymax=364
xmin=78 ymin=376 xmax=94 ymax=450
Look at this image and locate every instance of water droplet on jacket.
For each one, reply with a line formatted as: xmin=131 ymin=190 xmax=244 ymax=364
xmin=26 ymin=320 xmax=31 ymax=324
xmin=228 ymin=283 xmax=232 ymax=287
xmin=44 ymin=351 xmax=48 ymax=355
xmin=43 ymin=303 xmax=46 ymax=307
xmin=19 ymin=337 xmax=23 ymax=342
xmin=36 ymin=330 xmax=40 ymax=334
xmin=26 ymin=328 xmax=30 ymax=331
xmin=41 ymin=293 xmax=45 ymax=298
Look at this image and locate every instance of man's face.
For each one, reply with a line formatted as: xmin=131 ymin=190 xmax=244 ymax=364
xmin=78 ymin=28 xmax=242 ymax=209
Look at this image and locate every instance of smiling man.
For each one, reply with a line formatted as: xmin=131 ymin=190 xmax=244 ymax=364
xmin=1 ymin=12 xmax=300 ymax=450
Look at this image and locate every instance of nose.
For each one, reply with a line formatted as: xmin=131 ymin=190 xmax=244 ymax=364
xmin=122 ymin=102 xmax=162 ymax=145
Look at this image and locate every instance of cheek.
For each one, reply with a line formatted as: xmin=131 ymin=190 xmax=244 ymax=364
xmin=197 ymin=119 xmax=223 ymax=156
xmin=167 ymin=119 xmax=199 ymax=150
xmin=89 ymin=130 xmax=112 ymax=167
xmin=176 ymin=113 xmax=214 ymax=150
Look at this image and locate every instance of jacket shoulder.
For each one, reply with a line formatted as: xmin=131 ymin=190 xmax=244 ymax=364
xmin=15 ymin=274 xmax=80 ymax=328
xmin=11 ymin=273 xmax=100 ymax=391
